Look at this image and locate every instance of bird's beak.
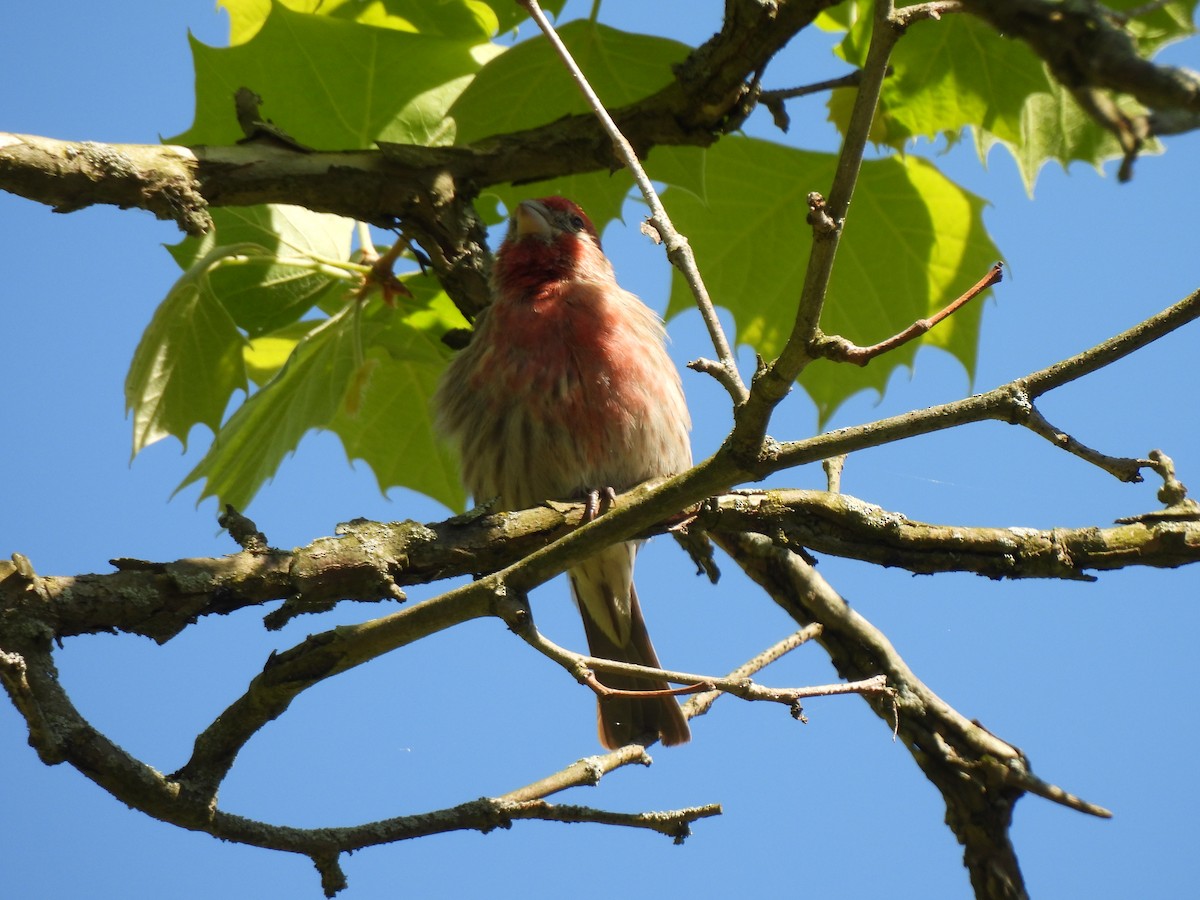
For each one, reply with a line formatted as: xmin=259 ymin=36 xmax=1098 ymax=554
xmin=513 ymin=201 xmax=553 ymax=238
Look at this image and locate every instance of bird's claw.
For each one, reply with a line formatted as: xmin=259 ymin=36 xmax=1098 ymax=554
xmin=583 ymin=486 xmax=619 ymax=523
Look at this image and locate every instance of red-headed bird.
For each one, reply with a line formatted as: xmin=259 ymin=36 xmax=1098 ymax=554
xmin=435 ymin=196 xmax=692 ymax=748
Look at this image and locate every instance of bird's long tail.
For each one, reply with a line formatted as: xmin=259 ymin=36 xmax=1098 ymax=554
xmin=574 ymin=579 xmax=690 ymax=749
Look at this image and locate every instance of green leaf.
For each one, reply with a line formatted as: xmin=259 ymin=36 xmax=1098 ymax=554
xmin=824 ymin=3 xmax=1175 ymax=190
xmin=173 ymin=4 xmax=501 ymax=149
xmin=167 ymin=205 xmax=355 ymax=336
xmin=973 ymin=79 xmax=1148 ymax=192
xmin=480 ymin=0 xmax=566 ymax=35
xmin=646 ymin=144 xmax=709 ymax=204
xmin=218 ymin=0 xmax=563 ymax=43
xmin=450 ymin=20 xmax=689 ymax=145
xmin=329 ymin=283 xmax=467 ymax=511
xmin=664 ymin=137 xmax=1000 ymax=425
xmin=178 ymin=303 xmax=366 ymax=509
xmin=125 ymin=248 xmax=249 ymax=454
xmin=882 ymin=15 xmax=1050 ymax=148
xmin=181 ymin=275 xmax=467 ymax=512
xmin=243 ymin=319 xmax=319 ymax=386
xmin=1111 ymin=0 xmax=1198 ymax=55
xmin=453 ymin=20 xmax=690 ymax=229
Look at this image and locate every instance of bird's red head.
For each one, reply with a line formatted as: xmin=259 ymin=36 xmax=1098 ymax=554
xmin=491 ymin=197 xmax=610 ymax=299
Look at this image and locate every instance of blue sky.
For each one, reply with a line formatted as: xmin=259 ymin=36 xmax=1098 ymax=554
xmin=3 ymin=2 xmax=1199 ymax=898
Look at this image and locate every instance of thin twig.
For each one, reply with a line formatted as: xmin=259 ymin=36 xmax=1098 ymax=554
xmin=685 ymin=624 xmax=823 ymax=718
xmin=519 ymin=0 xmax=748 ymax=404
xmin=513 ymin=617 xmax=891 ymax=717
xmin=581 ymin=670 xmax=713 ymax=700
xmin=815 ymin=262 xmax=1003 ymax=365
xmin=892 ymin=1 xmax=964 ymax=27
xmin=771 ymin=283 xmax=1200 ymax=472
xmin=762 ymin=70 xmax=874 ymax=103
xmin=733 ymin=0 xmax=904 ymax=443
xmin=760 ymin=70 xmax=877 ymax=132
xmin=1014 ymin=400 xmax=1151 ymax=482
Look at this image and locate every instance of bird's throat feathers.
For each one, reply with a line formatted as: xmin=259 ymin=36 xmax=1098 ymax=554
xmin=492 ymin=227 xmax=610 ymax=301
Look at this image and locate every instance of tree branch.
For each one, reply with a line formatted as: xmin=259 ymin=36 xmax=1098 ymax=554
xmin=711 ymin=531 xmax=1110 ymax=900
xmin=767 ymin=283 xmax=1200 ymax=475
xmin=0 ymin=0 xmax=828 ymax=318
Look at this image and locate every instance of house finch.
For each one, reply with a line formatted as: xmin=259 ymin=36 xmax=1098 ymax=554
xmin=435 ymin=196 xmax=692 ymax=748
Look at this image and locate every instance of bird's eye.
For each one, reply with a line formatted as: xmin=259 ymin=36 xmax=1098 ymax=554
xmin=568 ymin=214 xmax=585 ymax=231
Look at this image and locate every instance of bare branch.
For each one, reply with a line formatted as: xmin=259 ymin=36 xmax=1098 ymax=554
xmin=712 ymin=530 xmax=1111 ymax=900
xmin=1012 ymin=403 xmax=1150 ymax=482
xmin=505 ymin=624 xmax=828 ymax=802
xmin=769 ymin=283 xmax=1200 ymax=474
xmin=814 ymin=263 xmax=1003 ymax=366
xmin=506 ymin=608 xmax=890 ymax=720
xmin=760 ymin=70 xmax=878 ymax=131
xmin=699 ymin=488 xmax=1200 ymax=578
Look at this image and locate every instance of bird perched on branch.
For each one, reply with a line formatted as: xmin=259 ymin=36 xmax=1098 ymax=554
xmin=435 ymin=196 xmax=692 ymax=749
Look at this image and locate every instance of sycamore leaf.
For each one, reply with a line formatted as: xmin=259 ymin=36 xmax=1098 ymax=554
xmin=181 ymin=275 xmax=467 ymax=512
xmin=172 ymin=4 xmax=501 ymax=149
xmin=824 ymin=1 xmax=1182 ymax=190
xmin=454 ymin=20 xmax=690 ymax=227
xmin=125 ymin=248 xmax=249 ymax=455
xmin=664 ymin=137 xmax=999 ymax=425
xmin=450 ymin=20 xmax=689 ymax=144
xmin=178 ymin=304 xmax=365 ymax=509
xmin=329 ymin=283 xmax=467 ymax=511
xmin=646 ymin=145 xmax=710 ymax=204
xmin=167 ymin=205 xmax=354 ymax=336
xmin=168 ymin=205 xmax=353 ymax=271
xmin=218 ymin=0 xmax=563 ymax=43
xmin=481 ymin=0 xmax=566 ymax=35
xmin=243 ymin=319 xmax=320 ymax=386
xmin=1112 ymin=0 xmax=1198 ymax=55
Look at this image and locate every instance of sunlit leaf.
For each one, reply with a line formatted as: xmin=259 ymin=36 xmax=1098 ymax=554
xmin=450 ymin=20 xmax=689 ymax=144
xmin=181 ymin=274 xmax=467 ymax=511
xmin=823 ymin=2 xmax=1179 ymax=190
xmin=125 ymin=249 xmax=249 ymax=454
xmin=243 ymin=319 xmax=320 ymax=386
xmin=178 ymin=304 xmax=365 ymax=509
xmin=218 ymin=0 xmax=563 ymax=43
xmin=665 ymin=137 xmax=1000 ymax=424
xmin=453 ymin=20 xmax=689 ymax=228
xmin=329 ymin=282 xmax=467 ymax=511
xmin=167 ymin=206 xmax=355 ymax=336
xmin=173 ymin=4 xmax=500 ymax=149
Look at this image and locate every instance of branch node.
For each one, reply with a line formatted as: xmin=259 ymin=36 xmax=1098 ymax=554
xmin=805 ymin=192 xmax=839 ymax=235
xmin=1148 ymin=449 xmax=1190 ymax=506
xmin=1 ymin=551 xmax=38 ymax=585
xmin=687 ymin=357 xmax=746 ymax=404
xmin=218 ymin=504 xmax=270 ymax=554
xmin=1117 ymin=450 xmax=1200 ymax=523
xmin=671 ymin=524 xmax=720 ymax=585
xmin=234 ymin=86 xmax=314 ymax=152
xmin=822 ymin=454 xmax=847 ymax=493
xmin=311 ymin=850 xmax=348 ymax=898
